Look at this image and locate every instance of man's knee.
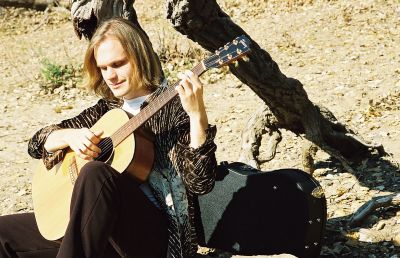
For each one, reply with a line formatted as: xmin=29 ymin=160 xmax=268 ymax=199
xmin=0 ymin=214 xmax=32 ymax=241
xmin=78 ymin=161 xmax=116 ymax=183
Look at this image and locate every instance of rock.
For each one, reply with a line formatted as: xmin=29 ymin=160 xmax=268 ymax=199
xmin=393 ymin=233 xmax=400 ymax=247
xmin=223 ymin=127 xmax=232 ymax=133
xmin=376 ymin=221 xmax=386 ymax=230
xmin=54 ymin=105 xmax=62 ymax=113
xmin=375 ymin=185 xmax=385 ymax=191
xmin=334 ymin=209 xmax=347 ymax=217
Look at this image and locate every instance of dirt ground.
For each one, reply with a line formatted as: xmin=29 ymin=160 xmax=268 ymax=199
xmin=0 ymin=0 xmax=399 ymax=257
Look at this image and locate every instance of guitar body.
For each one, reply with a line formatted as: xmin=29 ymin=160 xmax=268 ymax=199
xmin=32 ymin=109 xmax=154 ymax=240
xmin=196 ymin=162 xmax=327 ymax=258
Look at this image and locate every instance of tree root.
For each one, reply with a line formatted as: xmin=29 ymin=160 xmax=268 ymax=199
xmin=237 ymin=102 xmax=368 ymax=174
xmin=302 ymin=143 xmax=318 ymax=175
xmin=349 ymin=193 xmax=400 ymax=227
xmin=259 ymin=131 xmax=282 ymax=164
xmin=238 ymin=104 xmax=280 ymax=169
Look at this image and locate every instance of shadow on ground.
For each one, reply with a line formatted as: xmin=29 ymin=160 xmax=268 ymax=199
xmin=315 ymin=155 xmax=400 ymax=257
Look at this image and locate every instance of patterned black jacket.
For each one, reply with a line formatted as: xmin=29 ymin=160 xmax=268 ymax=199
xmin=28 ymin=85 xmax=217 ymax=257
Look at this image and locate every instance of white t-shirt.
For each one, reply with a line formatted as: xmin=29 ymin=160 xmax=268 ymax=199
xmin=121 ymin=95 xmax=149 ymax=115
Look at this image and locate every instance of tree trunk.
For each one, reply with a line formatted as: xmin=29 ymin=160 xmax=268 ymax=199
xmin=70 ymin=0 xmax=143 ymax=39
xmin=70 ymin=0 xmax=386 ymax=169
xmin=164 ymin=0 xmax=386 ymax=168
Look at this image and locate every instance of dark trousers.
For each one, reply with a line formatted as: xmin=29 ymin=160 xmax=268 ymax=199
xmin=0 ymin=161 xmax=168 ymax=258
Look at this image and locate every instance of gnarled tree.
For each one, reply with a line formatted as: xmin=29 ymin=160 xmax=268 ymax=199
xmin=70 ymin=0 xmax=386 ymax=172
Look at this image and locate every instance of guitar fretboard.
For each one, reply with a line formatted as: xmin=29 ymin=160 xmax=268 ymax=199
xmin=110 ymin=62 xmax=206 ymax=146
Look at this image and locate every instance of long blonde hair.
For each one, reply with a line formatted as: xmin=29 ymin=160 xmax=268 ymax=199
xmin=83 ymin=17 xmax=163 ymax=100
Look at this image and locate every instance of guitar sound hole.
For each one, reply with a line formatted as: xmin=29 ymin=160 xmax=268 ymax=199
xmin=95 ymin=137 xmax=114 ymax=164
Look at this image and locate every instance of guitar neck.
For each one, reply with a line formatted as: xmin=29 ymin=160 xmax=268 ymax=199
xmin=110 ymin=62 xmax=206 ymax=146
xmin=48 ymin=35 xmax=250 ymax=160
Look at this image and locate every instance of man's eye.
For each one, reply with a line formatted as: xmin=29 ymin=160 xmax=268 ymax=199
xmin=112 ymin=62 xmax=121 ymax=68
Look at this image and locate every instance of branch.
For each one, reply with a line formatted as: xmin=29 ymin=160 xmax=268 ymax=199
xmin=348 ymin=193 xmax=400 ymax=227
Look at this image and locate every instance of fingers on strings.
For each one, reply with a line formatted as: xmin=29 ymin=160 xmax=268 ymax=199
xmin=175 ymin=70 xmax=203 ymax=95
xmin=76 ymin=129 xmax=102 ymax=160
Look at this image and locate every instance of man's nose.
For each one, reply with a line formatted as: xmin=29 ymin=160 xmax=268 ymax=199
xmin=105 ymin=67 xmax=117 ymax=80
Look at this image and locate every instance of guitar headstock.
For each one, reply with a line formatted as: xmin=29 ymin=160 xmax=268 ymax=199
xmin=203 ymin=35 xmax=251 ymax=69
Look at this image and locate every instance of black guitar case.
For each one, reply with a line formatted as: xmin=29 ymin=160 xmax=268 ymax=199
xmin=195 ymin=162 xmax=326 ymax=258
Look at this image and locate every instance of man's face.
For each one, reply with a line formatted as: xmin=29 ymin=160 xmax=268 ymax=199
xmin=94 ymin=37 xmax=148 ymax=100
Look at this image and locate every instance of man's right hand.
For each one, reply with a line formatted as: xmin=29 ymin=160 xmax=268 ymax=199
xmin=44 ymin=128 xmax=103 ymax=160
xmin=64 ymin=128 xmax=103 ymax=160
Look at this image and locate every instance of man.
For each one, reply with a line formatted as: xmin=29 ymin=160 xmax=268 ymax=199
xmin=0 ymin=17 xmax=217 ymax=258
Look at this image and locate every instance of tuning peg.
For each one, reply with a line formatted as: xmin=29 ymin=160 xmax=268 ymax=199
xmin=241 ymin=56 xmax=250 ymax=62
xmin=233 ymin=60 xmax=239 ymax=67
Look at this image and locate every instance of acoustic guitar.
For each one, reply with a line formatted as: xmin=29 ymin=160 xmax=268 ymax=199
xmin=32 ymin=35 xmax=251 ymax=240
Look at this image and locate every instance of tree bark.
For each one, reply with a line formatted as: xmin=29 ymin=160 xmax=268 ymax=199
xmin=70 ymin=0 xmax=387 ymax=169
